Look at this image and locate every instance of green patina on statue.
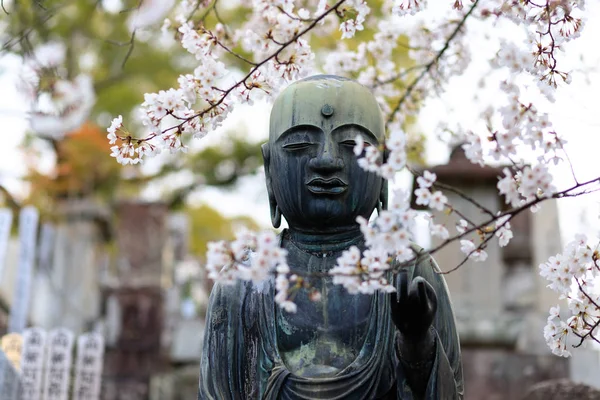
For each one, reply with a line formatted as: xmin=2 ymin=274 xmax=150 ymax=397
xmin=199 ymin=75 xmax=463 ymax=399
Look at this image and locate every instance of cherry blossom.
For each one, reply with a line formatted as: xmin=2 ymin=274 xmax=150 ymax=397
xmin=416 ymin=171 xmax=437 ymax=188
xmin=429 ymin=191 xmax=448 ymax=211
xmin=460 ymin=239 xmax=488 ymax=262
xmin=90 ymin=0 xmax=598 ymax=354
xmin=430 ymin=223 xmax=450 ymax=240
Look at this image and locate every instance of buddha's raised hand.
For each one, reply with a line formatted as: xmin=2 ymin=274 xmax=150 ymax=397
xmin=390 ymin=270 xmax=438 ymax=360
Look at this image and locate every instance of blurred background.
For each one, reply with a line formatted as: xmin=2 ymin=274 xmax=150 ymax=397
xmin=0 ymin=0 xmax=599 ymax=399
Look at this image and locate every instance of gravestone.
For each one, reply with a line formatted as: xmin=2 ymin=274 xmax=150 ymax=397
xmin=42 ymin=328 xmax=74 ymax=400
xmin=21 ymin=327 xmax=47 ymax=400
xmin=73 ymin=332 xmax=105 ymax=400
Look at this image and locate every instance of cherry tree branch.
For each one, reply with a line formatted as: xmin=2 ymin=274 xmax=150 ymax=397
xmin=438 ymin=215 xmax=511 ymax=275
xmin=129 ymin=0 xmax=347 ymax=144
xmin=284 ymin=175 xmax=600 ymax=281
xmin=386 ymin=0 xmax=480 ymax=127
xmin=430 ymin=176 xmax=600 ymax=274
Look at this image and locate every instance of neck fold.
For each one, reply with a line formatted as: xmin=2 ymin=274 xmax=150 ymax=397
xmin=285 ymin=227 xmax=364 ymax=254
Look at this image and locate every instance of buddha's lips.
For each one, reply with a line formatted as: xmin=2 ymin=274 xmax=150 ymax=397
xmin=306 ymin=178 xmax=348 ymax=195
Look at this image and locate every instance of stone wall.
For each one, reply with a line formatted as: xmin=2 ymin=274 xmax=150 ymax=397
xmin=462 ymin=348 xmax=570 ymax=400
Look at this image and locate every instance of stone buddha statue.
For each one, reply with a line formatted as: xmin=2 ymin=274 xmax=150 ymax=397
xmin=199 ymin=75 xmax=463 ymax=399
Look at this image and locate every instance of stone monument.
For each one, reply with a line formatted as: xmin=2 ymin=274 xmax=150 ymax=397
xmin=411 ymin=147 xmax=574 ymax=399
xmin=199 ymin=75 xmax=463 ymax=399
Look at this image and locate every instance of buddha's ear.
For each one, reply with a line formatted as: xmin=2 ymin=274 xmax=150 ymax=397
xmin=261 ymin=143 xmax=281 ymax=228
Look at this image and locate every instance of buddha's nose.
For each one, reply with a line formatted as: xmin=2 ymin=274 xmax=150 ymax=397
xmin=308 ymin=141 xmax=344 ymax=173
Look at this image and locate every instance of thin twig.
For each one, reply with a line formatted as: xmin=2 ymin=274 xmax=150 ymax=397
xmin=371 ymin=64 xmax=427 ymax=88
xmin=216 ymin=40 xmax=257 ymax=66
xmin=433 ymin=180 xmax=496 ymax=218
xmin=445 ymin=205 xmax=478 ymax=229
xmin=121 ymin=30 xmax=136 ymax=69
xmin=554 ymin=134 xmax=579 ymax=185
xmin=188 ymin=0 xmax=212 ymax=23
xmin=409 ymin=166 xmax=496 ymax=218
xmin=276 ymin=5 xmax=315 ymax=22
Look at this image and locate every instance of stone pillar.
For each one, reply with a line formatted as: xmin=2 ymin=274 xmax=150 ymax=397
xmin=102 ymin=202 xmax=168 ymax=400
xmin=413 ymin=148 xmax=509 ymax=345
xmin=29 ymin=200 xmax=109 ymax=333
xmin=411 ymin=147 xmax=570 ymax=399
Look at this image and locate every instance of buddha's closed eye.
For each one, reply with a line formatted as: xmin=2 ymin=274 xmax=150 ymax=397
xmin=283 ymin=142 xmax=314 ymax=151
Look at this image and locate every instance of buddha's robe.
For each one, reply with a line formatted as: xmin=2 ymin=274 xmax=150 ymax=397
xmin=199 ymin=246 xmax=463 ymax=399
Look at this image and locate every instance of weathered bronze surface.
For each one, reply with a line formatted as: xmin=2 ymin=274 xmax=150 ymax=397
xmin=199 ymin=75 xmax=463 ymax=399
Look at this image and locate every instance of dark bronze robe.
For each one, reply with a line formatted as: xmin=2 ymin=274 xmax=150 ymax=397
xmin=199 ymin=246 xmax=463 ymax=399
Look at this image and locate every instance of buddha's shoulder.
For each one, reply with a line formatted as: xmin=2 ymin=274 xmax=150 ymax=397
xmin=208 ymin=278 xmax=274 ymax=308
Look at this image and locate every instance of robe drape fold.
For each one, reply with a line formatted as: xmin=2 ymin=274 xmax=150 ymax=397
xmin=199 ymin=245 xmax=463 ymax=399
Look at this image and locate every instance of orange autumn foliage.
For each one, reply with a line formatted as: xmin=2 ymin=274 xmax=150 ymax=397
xmin=27 ymin=122 xmax=122 ymax=202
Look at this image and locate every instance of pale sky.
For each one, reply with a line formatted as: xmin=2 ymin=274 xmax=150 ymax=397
xmin=0 ymin=4 xmax=599 ymax=246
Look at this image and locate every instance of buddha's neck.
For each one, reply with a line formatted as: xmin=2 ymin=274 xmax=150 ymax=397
xmin=285 ymin=226 xmax=364 ymax=254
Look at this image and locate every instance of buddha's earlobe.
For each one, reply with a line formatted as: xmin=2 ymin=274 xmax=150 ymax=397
xmin=262 ymin=143 xmax=282 ymax=228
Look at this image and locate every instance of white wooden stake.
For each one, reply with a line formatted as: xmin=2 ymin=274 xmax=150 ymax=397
xmin=8 ymin=206 xmax=39 ymax=334
xmin=42 ymin=328 xmax=74 ymax=400
xmin=73 ymin=333 xmax=105 ymax=400
xmin=21 ymin=328 xmax=47 ymax=400
xmin=0 ymin=208 xmax=13 ymax=280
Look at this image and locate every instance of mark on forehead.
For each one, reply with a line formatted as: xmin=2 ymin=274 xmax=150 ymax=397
xmin=321 ymin=104 xmax=334 ymax=117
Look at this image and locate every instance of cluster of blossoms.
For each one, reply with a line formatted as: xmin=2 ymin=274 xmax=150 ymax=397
xmin=413 ymin=170 xmax=448 ymax=211
xmin=461 ymin=79 xmax=561 ymax=213
xmin=19 ymin=42 xmax=95 ymax=139
xmin=330 ymin=189 xmax=416 ymax=294
xmin=497 ymin=163 xmax=556 ymax=208
xmin=457 ymin=212 xmax=514 ymax=264
xmin=457 ymin=1 xmax=584 ymax=224
xmin=469 ymin=80 xmax=567 ymax=162
xmin=108 ymin=0 xmax=483 ymax=163
xmin=459 ymin=238 xmax=489 ymax=263
xmin=540 ymin=235 xmax=600 ymax=357
xmin=353 ymin=127 xmax=408 ymax=181
xmin=392 ymin=0 xmax=428 ymax=17
xmin=205 ymin=230 xmax=298 ymax=312
xmin=494 ymin=0 xmax=584 ymax=92
xmin=109 ymin=0 xmax=336 ymax=164
xmin=338 ymin=0 xmax=370 ymax=39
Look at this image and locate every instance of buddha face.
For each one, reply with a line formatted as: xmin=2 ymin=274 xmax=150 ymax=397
xmin=266 ymin=123 xmax=384 ymax=232
xmin=264 ymin=75 xmax=387 ymax=232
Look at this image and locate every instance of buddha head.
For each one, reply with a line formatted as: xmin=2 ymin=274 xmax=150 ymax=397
xmin=262 ymin=75 xmax=388 ymax=233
